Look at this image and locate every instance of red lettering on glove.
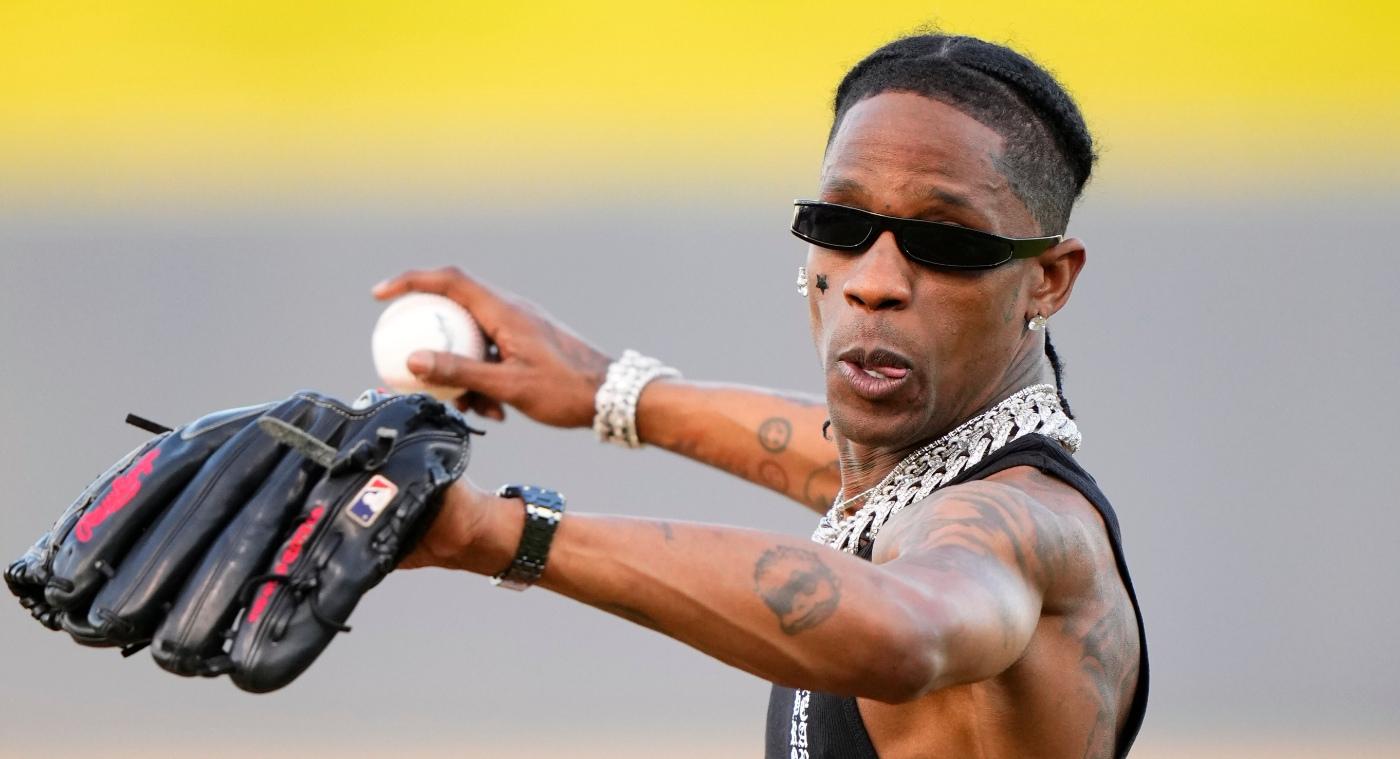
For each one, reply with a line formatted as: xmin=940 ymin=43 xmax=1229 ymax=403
xmin=247 ymin=504 xmax=328 ymax=625
xmin=73 ymin=448 xmax=161 ymax=543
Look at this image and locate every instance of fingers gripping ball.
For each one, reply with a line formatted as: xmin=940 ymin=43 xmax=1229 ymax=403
xmin=372 ymin=293 xmax=488 ymax=400
xmin=5 ymin=390 xmax=478 ymax=692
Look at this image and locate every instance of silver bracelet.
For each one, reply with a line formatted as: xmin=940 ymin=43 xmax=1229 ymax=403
xmin=593 ymin=349 xmax=680 ymax=448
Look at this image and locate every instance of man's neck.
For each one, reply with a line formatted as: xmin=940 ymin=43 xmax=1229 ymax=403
xmin=832 ymin=349 xmax=1054 ymax=507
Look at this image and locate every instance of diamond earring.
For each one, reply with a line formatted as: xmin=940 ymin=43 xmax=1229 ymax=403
xmin=1027 ymin=314 xmax=1048 ymax=331
xmin=796 ymin=266 xmax=809 ymax=297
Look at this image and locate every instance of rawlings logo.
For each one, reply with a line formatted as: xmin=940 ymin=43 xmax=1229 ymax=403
xmin=247 ymin=504 xmax=327 ymax=624
xmin=74 ymin=448 xmax=161 ymax=543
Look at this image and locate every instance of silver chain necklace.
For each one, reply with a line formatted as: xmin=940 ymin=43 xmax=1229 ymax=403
xmin=829 ymin=483 xmax=877 ymax=512
xmin=811 ymin=384 xmax=1081 ymax=554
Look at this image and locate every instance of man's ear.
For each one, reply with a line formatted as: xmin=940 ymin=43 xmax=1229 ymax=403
xmin=1029 ymin=237 xmax=1086 ymax=319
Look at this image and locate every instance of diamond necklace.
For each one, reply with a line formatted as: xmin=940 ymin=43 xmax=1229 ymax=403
xmin=811 ymin=384 xmax=1080 ymax=554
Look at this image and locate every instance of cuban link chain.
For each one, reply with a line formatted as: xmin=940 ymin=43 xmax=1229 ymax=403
xmin=810 ymin=384 xmax=1081 ymax=554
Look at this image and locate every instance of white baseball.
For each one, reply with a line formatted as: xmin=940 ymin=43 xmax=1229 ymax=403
xmin=372 ymin=293 xmax=487 ymax=401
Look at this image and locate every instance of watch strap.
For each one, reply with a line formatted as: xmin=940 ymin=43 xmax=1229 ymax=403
xmin=491 ymin=484 xmax=566 ymax=591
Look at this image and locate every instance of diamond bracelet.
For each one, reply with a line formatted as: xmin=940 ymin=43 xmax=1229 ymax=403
xmin=592 ymin=350 xmax=681 ymax=448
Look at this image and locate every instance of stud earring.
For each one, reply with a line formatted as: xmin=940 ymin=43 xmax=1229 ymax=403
xmin=1027 ymin=314 xmax=1048 ymax=331
xmin=796 ymin=266 xmax=809 ymax=297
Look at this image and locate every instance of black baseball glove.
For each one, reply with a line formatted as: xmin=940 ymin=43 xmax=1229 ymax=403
xmin=6 ymin=389 xmax=476 ymax=692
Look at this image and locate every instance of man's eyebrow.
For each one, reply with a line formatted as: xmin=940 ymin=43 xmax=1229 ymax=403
xmin=927 ymin=186 xmax=973 ymax=209
xmin=817 ymin=177 xmax=985 ymax=223
xmin=818 ymin=176 xmax=867 ymax=198
xmin=821 ymin=178 xmax=973 ymax=209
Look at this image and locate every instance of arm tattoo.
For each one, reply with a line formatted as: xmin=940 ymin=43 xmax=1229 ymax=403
xmin=889 ymin=482 xmax=1138 ymax=749
xmin=757 ymin=417 xmax=793 ymax=453
xmin=757 ymin=459 xmax=790 ymax=492
xmin=753 ymin=546 xmax=841 ymax=635
xmin=898 ymin=485 xmax=1065 ymax=592
xmin=802 ymin=460 xmax=840 ymax=511
xmin=880 ymin=484 xmax=1070 ymax=655
xmin=1074 ymin=601 xmax=1137 ymax=758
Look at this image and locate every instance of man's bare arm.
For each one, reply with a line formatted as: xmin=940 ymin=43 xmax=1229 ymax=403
xmin=872 ymin=479 xmax=1086 ymax=687
xmin=636 ymin=380 xmax=839 ymax=513
xmin=408 ymin=477 xmax=1063 ymax=702
xmin=372 ymin=267 xmax=841 ymax=513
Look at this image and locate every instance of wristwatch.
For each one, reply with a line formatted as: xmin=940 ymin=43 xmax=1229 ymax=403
xmin=491 ymin=484 xmax=566 ymax=591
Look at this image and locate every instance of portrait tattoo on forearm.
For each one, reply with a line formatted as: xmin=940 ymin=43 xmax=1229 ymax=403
xmin=753 ymin=546 xmax=841 ymax=635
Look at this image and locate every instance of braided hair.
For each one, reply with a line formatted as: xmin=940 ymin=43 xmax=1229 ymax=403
xmin=830 ymin=33 xmax=1091 ymax=417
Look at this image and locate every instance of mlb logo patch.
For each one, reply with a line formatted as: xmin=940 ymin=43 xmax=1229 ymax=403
xmin=347 ymin=475 xmax=399 ymax=527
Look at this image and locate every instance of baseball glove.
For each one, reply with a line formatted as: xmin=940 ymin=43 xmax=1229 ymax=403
xmin=6 ymin=389 xmax=476 ymax=692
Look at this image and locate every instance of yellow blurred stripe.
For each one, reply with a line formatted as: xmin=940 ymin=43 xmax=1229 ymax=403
xmin=1 ymin=1 xmax=1396 ymax=201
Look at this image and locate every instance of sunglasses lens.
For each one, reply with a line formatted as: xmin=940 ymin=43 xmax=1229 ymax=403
xmin=794 ymin=205 xmax=874 ymax=248
xmin=901 ymin=225 xmax=1011 ymax=268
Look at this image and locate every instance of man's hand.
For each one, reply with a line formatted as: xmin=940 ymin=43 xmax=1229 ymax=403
xmin=373 ymin=267 xmax=612 ymax=428
xmin=373 ymin=266 xmax=841 ymax=512
xmin=398 ymin=478 xmax=523 ymax=576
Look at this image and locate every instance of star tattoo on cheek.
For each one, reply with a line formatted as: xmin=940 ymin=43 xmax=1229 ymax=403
xmin=815 ymin=274 xmax=828 ymax=293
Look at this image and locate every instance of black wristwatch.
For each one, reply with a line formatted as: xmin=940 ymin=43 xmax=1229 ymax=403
xmin=491 ymin=484 xmax=566 ymax=591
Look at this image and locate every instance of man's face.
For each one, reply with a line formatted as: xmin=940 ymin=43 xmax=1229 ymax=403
xmin=808 ymin=92 xmax=1044 ymax=449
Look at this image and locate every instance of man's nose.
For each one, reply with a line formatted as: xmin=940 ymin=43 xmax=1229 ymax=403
xmin=843 ymin=230 xmax=913 ymax=311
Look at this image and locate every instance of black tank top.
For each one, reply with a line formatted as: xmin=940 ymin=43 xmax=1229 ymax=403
xmin=765 ymin=434 xmax=1149 ymax=758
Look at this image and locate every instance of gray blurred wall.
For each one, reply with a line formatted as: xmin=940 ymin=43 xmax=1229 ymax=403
xmin=2 ymin=185 xmax=1397 ymax=754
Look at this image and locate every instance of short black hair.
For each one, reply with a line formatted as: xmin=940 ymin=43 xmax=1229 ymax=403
xmin=830 ymin=33 xmax=1088 ymax=418
xmin=828 ymin=33 xmax=1095 ymax=235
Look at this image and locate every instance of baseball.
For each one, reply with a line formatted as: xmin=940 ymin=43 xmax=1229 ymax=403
xmin=372 ymin=293 xmax=487 ymax=400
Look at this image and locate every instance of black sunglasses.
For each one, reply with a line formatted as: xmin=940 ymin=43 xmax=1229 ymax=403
xmin=790 ymin=200 xmax=1061 ymax=270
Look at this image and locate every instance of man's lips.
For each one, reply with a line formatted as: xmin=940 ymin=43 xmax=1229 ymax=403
xmin=834 ymin=347 xmax=913 ymax=399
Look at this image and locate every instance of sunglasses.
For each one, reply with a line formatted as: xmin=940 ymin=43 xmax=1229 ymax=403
xmin=790 ymin=200 xmax=1061 ymax=270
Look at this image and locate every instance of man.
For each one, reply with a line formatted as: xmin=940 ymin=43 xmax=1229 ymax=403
xmin=378 ymin=33 xmax=1147 ymax=758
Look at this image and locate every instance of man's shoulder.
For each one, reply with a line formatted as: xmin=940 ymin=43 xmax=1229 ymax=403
xmin=873 ymin=469 xmax=1111 ymax=606
xmin=877 ymin=467 xmax=1099 ymax=550
xmin=983 ymin=465 xmax=1127 ymax=610
xmin=983 ymin=464 xmax=1104 ymax=527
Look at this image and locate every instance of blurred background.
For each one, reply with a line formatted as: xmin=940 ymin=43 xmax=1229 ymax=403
xmin=2 ymin=2 xmax=1397 ymax=757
